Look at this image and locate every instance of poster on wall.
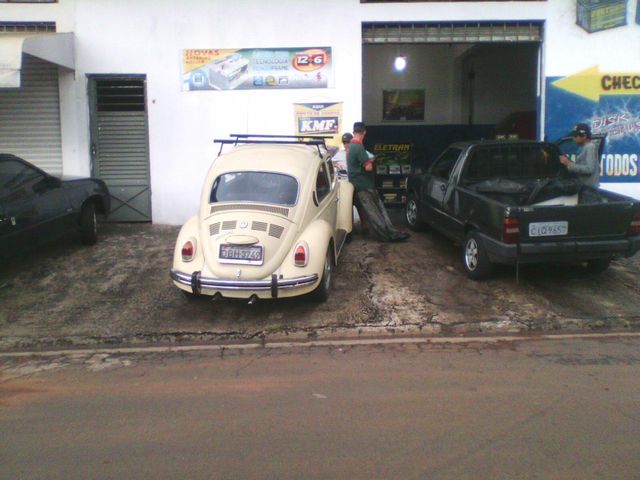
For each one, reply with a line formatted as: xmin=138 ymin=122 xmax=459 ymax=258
xmin=293 ymin=102 xmax=342 ymax=148
xmin=382 ymin=89 xmax=425 ymax=121
xmin=181 ymin=47 xmax=333 ymax=91
xmin=575 ymin=0 xmax=629 ymax=33
xmin=545 ymin=66 xmax=640 ymax=185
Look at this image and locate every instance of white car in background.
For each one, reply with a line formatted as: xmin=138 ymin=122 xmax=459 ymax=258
xmin=170 ymin=134 xmax=354 ymax=303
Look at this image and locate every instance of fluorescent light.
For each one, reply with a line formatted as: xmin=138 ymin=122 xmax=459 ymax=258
xmin=393 ymin=56 xmax=407 ymax=72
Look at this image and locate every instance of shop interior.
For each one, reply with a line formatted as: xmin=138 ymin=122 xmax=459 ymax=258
xmin=360 ymin=24 xmax=541 ymax=206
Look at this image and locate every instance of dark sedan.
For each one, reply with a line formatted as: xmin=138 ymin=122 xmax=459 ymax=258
xmin=0 ymin=154 xmax=110 ymax=257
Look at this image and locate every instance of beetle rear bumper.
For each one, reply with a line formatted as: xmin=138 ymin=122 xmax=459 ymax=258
xmin=170 ymin=269 xmax=319 ymax=298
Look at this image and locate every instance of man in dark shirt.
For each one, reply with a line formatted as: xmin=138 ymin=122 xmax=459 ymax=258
xmin=559 ymin=123 xmax=600 ymax=188
xmin=347 ymin=121 xmax=409 ymax=242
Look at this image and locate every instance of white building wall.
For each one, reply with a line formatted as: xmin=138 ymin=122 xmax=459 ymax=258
xmin=3 ymin=0 xmax=639 ymax=222
xmin=68 ymin=0 xmax=552 ymax=225
xmin=69 ymin=0 xmax=364 ymax=224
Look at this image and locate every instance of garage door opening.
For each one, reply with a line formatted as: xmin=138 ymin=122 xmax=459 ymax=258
xmin=362 ymin=21 xmax=543 ymax=206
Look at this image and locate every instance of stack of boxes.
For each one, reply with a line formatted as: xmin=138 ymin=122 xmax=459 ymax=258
xmin=576 ymin=0 xmax=627 ymax=33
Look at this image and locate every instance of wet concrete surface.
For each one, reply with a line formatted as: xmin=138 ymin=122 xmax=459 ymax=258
xmin=1 ymin=211 xmax=639 ymax=351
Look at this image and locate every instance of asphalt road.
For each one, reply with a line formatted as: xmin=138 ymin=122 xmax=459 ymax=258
xmin=1 ymin=336 xmax=640 ymax=479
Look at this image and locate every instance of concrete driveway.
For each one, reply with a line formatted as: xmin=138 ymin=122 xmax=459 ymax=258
xmin=1 ymin=218 xmax=639 ymax=351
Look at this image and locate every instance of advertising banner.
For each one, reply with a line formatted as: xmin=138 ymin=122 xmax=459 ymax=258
xmin=182 ymin=47 xmax=333 ymax=91
xmin=293 ymin=102 xmax=342 ymax=148
xmin=545 ymin=66 xmax=640 ymax=184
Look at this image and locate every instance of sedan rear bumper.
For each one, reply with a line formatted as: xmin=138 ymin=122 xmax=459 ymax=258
xmin=170 ymin=269 xmax=319 ymax=298
xmin=481 ymin=233 xmax=640 ymax=265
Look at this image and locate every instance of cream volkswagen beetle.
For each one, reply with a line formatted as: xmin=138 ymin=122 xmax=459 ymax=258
xmin=170 ymin=134 xmax=354 ymax=302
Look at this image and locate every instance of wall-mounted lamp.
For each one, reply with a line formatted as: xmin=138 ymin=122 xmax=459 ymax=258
xmin=393 ymin=56 xmax=407 ymax=72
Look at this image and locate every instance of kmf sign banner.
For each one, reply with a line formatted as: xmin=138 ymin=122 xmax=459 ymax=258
xmin=182 ymin=47 xmax=333 ymax=91
xmin=294 ymin=102 xmax=343 ymax=148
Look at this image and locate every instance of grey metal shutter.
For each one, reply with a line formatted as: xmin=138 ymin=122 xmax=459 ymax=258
xmin=92 ymin=78 xmax=151 ymax=222
xmin=0 ymin=53 xmax=62 ymax=175
xmin=363 ymin=22 xmax=542 ymax=44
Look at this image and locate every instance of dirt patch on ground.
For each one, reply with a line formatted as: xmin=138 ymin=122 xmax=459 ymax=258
xmin=1 ymin=219 xmax=639 ymax=350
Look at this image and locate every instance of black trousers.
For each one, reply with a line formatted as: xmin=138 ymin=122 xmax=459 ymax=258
xmin=355 ymin=189 xmax=405 ymax=242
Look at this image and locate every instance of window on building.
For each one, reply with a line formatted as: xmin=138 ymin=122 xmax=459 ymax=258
xmin=0 ymin=22 xmax=56 ymax=32
xmin=0 ymin=1 xmax=57 ymax=4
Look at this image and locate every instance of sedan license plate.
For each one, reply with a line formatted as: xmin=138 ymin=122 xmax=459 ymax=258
xmin=219 ymin=244 xmax=263 ymax=265
xmin=528 ymin=221 xmax=568 ymax=237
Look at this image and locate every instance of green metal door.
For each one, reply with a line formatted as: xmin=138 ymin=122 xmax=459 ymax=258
xmin=89 ymin=76 xmax=151 ymax=222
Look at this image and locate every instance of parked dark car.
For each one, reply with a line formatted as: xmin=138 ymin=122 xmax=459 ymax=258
xmin=0 ymin=154 xmax=110 ymax=258
xmin=405 ymin=140 xmax=640 ymax=279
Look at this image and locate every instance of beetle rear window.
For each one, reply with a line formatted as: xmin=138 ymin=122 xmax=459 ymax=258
xmin=209 ymin=172 xmax=298 ymax=206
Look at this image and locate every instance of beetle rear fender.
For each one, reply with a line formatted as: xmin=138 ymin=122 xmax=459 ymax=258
xmin=336 ymin=181 xmax=354 ymax=234
xmin=172 ymin=215 xmax=204 ymax=271
xmin=292 ymin=219 xmax=334 ymax=273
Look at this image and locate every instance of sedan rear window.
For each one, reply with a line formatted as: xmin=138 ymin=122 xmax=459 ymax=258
xmin=210 ymin=171 xmax=298 ymax=206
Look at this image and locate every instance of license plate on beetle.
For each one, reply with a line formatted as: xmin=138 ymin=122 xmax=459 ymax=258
xmin=219 ymin=244 xmax=263 ymax=265
xmin=528 ymin=221 xmax=568 ymax=237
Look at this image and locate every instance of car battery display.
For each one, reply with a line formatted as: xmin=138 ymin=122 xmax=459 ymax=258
xmin=576 ymin=0 xmax=627 ymax=33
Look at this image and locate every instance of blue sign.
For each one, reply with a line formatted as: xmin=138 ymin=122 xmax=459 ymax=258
xmin=545 ymin=76 xmax=640 ymax=184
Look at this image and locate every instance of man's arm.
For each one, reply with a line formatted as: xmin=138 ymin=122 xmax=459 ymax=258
xmin=568 ymin=143 xmax=598 ymax=176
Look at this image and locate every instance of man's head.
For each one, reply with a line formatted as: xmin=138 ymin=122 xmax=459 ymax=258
xmin=341 ymin=132 xmax=353 ymax=145
xmin=570 ymin=123 xmax=591 ymax=144
xmin=353 ymin=122 xmax=366 ymax=134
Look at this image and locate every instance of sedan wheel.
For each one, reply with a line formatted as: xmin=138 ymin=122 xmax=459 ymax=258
xmin=79 ymin=202 xmax=98 ymax=245
xmin=405 ymin=194 xmax=426 ymax=232
xmin=463 ymin=231 xmax=494 ymax=280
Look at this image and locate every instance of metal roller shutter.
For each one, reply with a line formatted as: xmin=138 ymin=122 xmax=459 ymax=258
xmin=91 ymin=78 xmax=151 ymax=222
xmin=0 ymin=53 xmax=62 ymax=175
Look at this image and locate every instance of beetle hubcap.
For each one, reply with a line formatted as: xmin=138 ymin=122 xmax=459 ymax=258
xmin=465 ymin=238 xmax=478 ymax=271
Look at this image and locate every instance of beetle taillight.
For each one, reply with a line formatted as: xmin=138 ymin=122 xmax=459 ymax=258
xmin=502 ymin=218 xmax=520 ymax=244
xmin=294 ymin=243 xmax=308 ymax=267
xmin=182 ymin=240 xmax=195 ymax=262
xmin=630 ymin=212 xmax=640 ymax=235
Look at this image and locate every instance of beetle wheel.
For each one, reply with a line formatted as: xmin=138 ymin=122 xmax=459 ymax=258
xmin=310 ymin=248 xmax=333 ymax=302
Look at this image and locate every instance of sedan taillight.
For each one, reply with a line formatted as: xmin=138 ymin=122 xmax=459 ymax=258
xmin=182 ymin=240 xmax=195 ymax=262
xmin=502 ymin=218 xmax=520 ymax=244
xmin=630 ymin=212 xmax=640 ymax=235
xmin=294 ymin=243 xmax=308 ymax=267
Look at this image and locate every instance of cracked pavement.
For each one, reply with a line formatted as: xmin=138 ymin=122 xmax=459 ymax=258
xmin=1 ymin=218 xmax=639 ymax=351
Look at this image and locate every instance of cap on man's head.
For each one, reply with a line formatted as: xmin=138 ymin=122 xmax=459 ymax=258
xmin=570 ymin=122 xmax=591 ymax=138
xmin=341 ymin=132 xmax=353 ymax=143
xmin=353 ymin=122 xmax=366 ymax=134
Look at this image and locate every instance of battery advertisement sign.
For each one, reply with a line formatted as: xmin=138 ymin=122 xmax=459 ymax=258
xmin=182 ymin=47 xmax=333 ymax=91
xmin=545 ymin=66 xmax=640 ymax=184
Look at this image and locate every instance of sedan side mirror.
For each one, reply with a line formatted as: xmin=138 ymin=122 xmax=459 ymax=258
xmin=33 ymin=175 xmax=61 ymax=194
